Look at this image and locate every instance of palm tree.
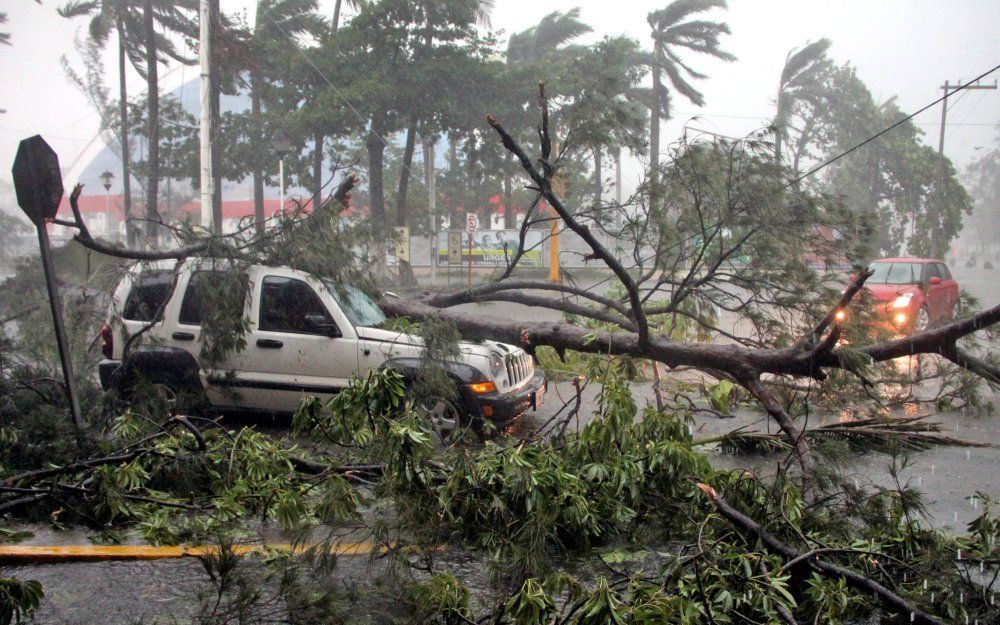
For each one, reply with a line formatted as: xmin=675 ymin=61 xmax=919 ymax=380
xmin=647 ymin=0 xmax=734 ymax=208
xmin=395 ymin=0 xmax=494 ymax=230
xmin=61 ymin=0 xmax=196 ymax=245
xmin=247 ymin=0 xmax=325 ymax=230
xmin=773 ymin=39 xmax=831 ymax=166
xmin=0 ymin=12 xmax=11 ymax=47
xmin=500 ymin=8 xmax=592 ymax=227
xmin=302 ymin=0 xmax=359 ymax=218
xmin=59 ymin=0 xmax=140 ymax=244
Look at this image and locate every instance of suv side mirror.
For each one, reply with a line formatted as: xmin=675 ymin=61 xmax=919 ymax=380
xmin=928 ymin=276 xmax=942 ymax=286
xmin=304 ymin=314 xmax=341 ymax=338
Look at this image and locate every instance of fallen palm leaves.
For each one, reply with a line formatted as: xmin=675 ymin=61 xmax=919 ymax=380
xmin=697 ymin=414 xmax=992 ymax=454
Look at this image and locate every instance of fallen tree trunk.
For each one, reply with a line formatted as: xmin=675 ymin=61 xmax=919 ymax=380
xmin=380 ymin=296 xmax=1000 ymax=384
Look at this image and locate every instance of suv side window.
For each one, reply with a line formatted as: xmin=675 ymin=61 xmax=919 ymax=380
xmin=179 ymin=271 xmax=246 ymax=326
xmin=937 ymin=263 xmax=952 ymax=280
xmin=259 ymin=276 xmax=333 ymax=335
xmin=122 ymin=269 xmax=175 ymax=321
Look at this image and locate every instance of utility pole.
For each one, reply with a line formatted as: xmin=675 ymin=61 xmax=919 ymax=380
xmin=938 ymin=79 xmax=997 ymax=156
xmin=932 ymin=79 xmax=996 ymax=256
xmin=424 ymin=139 xmax=437 ymax=285
xmin=199 ymin=0 xmax=213 ymax=231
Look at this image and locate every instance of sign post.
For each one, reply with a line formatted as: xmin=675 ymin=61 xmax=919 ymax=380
xmin=12 ymin=135 xmax=85 ymax=440
xmin=465 ymin=213 xmax=478 ymax=289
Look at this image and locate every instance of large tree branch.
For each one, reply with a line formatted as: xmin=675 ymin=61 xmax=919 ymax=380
xmin=419 ymin=279 xmax=631 ymax=317
xmin=698 ymin=483 xmax=945 ymax=625
xmin=61 ymin=175 xmax=357 ymax=262
xmin=486 ymin=84 xmax=651 ymax=346
xmin=381 ymin=297 xmax=1000 ymax=382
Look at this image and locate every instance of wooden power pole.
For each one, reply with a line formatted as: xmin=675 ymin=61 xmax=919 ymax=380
xmin=932 ymin=79 xmax=996 ymax=256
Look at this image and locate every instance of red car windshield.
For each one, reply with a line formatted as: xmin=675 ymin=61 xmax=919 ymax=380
xmin=868 ymin=262 xmax=922 ymax=285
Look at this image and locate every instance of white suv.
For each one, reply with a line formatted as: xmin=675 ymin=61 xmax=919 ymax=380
xmin=98 ymin=261 xmax=546 ymax=436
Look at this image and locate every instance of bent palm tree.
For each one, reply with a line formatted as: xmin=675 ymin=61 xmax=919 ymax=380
xmin=773 ymin=38 xmax=831 ymax=165
xmin=647 ymin=0 xmax=734 ymax=208
xmin=501 ymin=8 xmax=591 ymax=227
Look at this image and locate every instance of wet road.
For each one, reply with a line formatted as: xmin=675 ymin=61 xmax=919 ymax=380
xmin=4 ymin=264 xmax=997 ymax=624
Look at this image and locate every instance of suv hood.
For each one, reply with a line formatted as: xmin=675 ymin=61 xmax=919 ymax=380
xmin=864 ymin=283 xmax=920 ymax=302
xmin=356 ymin=326 xmax=513 ymax=358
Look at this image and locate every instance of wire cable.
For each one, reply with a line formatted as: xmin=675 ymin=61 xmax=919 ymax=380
xmin=789 ymin=63 xmax=1000 ymax=186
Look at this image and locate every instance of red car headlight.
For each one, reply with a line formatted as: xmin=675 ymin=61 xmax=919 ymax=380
xmin=891 ymin=294 xmax=914 ymax=309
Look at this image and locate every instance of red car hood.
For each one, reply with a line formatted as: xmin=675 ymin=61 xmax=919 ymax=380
xmin=864 ymin=283 xmax=919 ymax=302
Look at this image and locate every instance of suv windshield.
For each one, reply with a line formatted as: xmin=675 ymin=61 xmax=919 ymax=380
xmin=868 ymin=262 xmax=922 ymax=285
xmin=323 ymin=282 xmax=386 ymax=328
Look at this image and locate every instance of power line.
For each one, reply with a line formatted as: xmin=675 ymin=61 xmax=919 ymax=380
xmin=789 ymin=63 xmax=1000 ymax=186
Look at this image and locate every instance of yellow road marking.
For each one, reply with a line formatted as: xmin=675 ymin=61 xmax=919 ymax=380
xmin=0 ymin=542 xmax=381 ymax=563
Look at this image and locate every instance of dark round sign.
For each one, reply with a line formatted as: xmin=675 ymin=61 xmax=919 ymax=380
xmin=12 ymin=135 xmax=63 ymax=227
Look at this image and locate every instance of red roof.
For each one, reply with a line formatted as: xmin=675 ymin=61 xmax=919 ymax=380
xmin=872 ymin=257 xmax=944 ymax=264
xmin=58 ymin=194 xmax=325 ymax=221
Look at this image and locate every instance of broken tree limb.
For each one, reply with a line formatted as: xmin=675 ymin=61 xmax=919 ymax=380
xmin=487 ymin=86 xmax=651 ymax=346
xmin=379 ymin=297 xmax=1000 ymax=384
xmin=697 ymin=483 xmax=945 ymax=625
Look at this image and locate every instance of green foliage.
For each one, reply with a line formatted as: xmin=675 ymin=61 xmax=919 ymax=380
xmin=0 ymin=578 xmax=43 ymax=625
xmin=406 ymin=572 xmax=472 ymax=625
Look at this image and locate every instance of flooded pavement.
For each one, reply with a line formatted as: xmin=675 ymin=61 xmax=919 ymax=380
xmin=4 ymin=265 xmax=997 ymax=624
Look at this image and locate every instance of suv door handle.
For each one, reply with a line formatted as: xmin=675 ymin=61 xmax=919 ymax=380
xmin=256 ymin=339 xmax=283 ymax=349
xmin=172 ymin=332 xmax=195 ymax=341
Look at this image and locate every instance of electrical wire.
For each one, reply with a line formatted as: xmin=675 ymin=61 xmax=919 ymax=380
xmin=789 ymin=64 xmax=1000 ymax=186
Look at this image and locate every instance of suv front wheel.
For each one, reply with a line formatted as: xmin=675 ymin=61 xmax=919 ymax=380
xmin=418 ymin=398 xmax=473 ymax=446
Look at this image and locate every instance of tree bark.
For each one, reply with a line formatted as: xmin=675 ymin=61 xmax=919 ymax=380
xmin=503 ymin=151 xmax=515 ymax=229
xmin=117 ymin=15 xmax=135 ymax=246
xmin=210 ymin=0 xmax=222 ymax=234
xmin=649 ymin=45 xmax=662 ymax=213
xmin=251 ymin=78 xmax=264 ymax=232
xmin=366 ymin=110 xmax=388 ymax=223
xmin=313 ymin=132 xmax=324 ymax=210
xmin=332 ymin=0 xmax=343 ymax=29
xmin=395 ymin=113 xmax=419 ymax=227
xmin=142 ymin=0 xmax=160 ymax=246
xmin=593 ymin=146 xmax=602 ymax=207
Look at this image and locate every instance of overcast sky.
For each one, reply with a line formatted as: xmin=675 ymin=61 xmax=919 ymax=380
xmin=1 ymin=0 xmax=998 ymax=198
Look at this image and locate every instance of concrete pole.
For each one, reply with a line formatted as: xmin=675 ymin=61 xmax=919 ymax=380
xmin=425 ymin=140 xmax=437 ymax=285
xmin=199 ymin=0 xmax=213 ymax=230
xmin=279 ymin=158 xmax=285 ymax=213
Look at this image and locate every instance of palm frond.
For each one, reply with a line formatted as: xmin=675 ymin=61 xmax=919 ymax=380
xmin=57 ymin=0 xmax=100 ymax=19
xmin=712 ymin=415 xmax=992 ymax=455
xmin=648 ymin=0 xmax=728 ymax=30
xmin=779 ymin=38 xmax=831 ymax=88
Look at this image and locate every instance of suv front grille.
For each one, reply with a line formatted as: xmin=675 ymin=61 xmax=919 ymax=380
xmin=505 ymin=352 xmax=534 ymax=389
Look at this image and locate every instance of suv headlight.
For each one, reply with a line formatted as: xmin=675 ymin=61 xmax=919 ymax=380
xmin=892 ymin=294 xmax=913 ymax=309
xmin=488 ymin=352 xmax=504 ymax=377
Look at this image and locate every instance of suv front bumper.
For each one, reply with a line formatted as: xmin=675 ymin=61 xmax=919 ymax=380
xmin=460 ymin=371 xmax=548 ymax=427
xmin=98 ymin=359 xmax=122 ymax=390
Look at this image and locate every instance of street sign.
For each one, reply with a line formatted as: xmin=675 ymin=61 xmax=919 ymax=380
xmin=11 ymin=135 xmax=84 ymax=441
xmin=12 ymin=135 xmax=63 ymax=227
xmin=465 ymin=212 xmax=479 ymax=234
xmin=394 ymin=226 xmax=410 ymax=263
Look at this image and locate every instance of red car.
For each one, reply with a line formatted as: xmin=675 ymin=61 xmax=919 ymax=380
xmin=859 ymin=258 xmax=960 ymax=333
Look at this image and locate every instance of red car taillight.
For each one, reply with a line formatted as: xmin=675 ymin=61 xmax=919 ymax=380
xmin=99 ymin=323 xmax=113 ymax=359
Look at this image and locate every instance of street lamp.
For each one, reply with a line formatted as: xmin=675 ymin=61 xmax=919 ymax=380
xmin=271 ymin=131 xmax=293 ymax=213
xmin=99 ymin=170 xmax=115 ymax=241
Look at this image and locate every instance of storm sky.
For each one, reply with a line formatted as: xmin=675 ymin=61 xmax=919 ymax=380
xmin=1 ymin=0 xmax=998 ymax=199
